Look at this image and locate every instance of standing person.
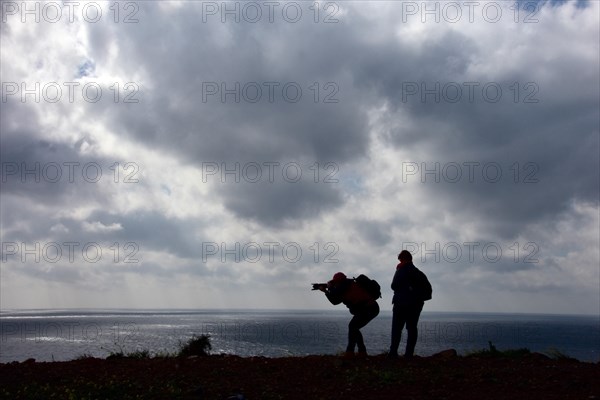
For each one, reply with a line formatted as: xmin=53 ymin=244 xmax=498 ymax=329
xmin=318 ymin=272 xmax=380 ymax=356
xmin=388 ymin=250 xmax=429 ymax=359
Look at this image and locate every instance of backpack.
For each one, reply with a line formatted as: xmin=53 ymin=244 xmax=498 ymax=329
xmin=410 ymin=267 xmax=432 ymax=301
xmin=354 ymin=274 xmax=382 ymax=300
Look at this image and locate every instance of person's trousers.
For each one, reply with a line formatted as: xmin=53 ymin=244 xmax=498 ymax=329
xmin=347 ymin=302 xmax=380 ymax=353
xmin=390 ymin=302 xmax=424 ymax=357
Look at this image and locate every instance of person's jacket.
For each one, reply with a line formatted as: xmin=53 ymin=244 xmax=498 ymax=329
xmin=326 ymin=279 xmax=375 ymax=315
xmin=391 ymin=262 xmax=424 ymax=306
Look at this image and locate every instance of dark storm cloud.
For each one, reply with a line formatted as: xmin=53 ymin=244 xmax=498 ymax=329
xmin=0 ymin=102 xmax=118 ymax=245
xmin=94 ymin=4 xmax=370 ymax=164
xmin=80 ymin=3 xmax=375 ymax=224
xmin=0 ymin=100 xmax=209 ymax=270
xmin=78 ymin=2 xmax=597 ymax=234
xmin=0 ymin=100 xmax=155 ymax=248
xmin=351 ymin=219 xmax=393 ymax=247
xmin=0 ymin=205 xmax=214 ymax=283
xmin=217 ymin=179 xmax=343 ymax=228
xmin=387 ymin=99 xmax=599 ymax=239
xmin=1 ymin=128 xmax=111 ymax=204
xmin=81 ymin=210 xmax=209 ymax=260
xmin=1 ymin=207 xmax=209 ymax=261
xmin=352 ymin=18 xmax=599 ymax=239
xmin=3 ymin=1 xmax=597 ymax=238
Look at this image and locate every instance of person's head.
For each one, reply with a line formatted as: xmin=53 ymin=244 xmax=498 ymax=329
xmin=328 ymin=272 xmax=347 ymax=287
xmin=332 ymin=272 xmax=347 ymax=282
xmin=398 ymin=250 xmax=412 ymax=263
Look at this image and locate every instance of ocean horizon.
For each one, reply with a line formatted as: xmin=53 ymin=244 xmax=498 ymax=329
xmin=1 ymin=309 xmax=598 ymax=363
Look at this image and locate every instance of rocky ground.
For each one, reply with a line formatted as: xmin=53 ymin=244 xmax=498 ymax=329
xmin=1 ymin=350 xmax=598 ymax=399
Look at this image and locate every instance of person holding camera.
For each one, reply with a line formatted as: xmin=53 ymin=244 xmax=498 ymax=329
xmin=317 ymin=272 xmax=380 ymax=357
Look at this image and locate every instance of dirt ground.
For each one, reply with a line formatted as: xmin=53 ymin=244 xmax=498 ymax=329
xmin=1 ymin=351 xmax=598 ymax=399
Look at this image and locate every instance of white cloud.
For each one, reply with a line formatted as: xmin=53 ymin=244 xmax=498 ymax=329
xmin=82 ymin=221 xmax=123 ymax=233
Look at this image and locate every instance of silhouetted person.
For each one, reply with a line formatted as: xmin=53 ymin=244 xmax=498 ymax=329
xmin=389 ymin=250 xmax=424 ymax=358
xmin=319 ymin=272 xmax=379 ymax=356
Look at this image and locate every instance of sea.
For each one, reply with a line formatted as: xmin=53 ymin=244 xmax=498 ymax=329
xmin=0 ymin=309 xmax=598 ymax=363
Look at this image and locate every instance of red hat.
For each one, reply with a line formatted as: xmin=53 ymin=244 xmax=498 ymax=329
xmin=332 ymin=272 xmax=347 ymax=281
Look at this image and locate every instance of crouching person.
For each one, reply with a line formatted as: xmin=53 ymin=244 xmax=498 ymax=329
xmin=319 ymin=272 xmax=380 ymax=356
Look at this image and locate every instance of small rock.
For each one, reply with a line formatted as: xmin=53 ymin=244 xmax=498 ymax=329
xmin=226 ymin=394 xmax=246 ymax=400
xmin=431 ymin=349 xmax=458 ymax=359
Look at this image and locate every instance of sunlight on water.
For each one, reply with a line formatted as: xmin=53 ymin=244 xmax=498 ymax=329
xmin=1 ymin=310 xmax=598 ymax=362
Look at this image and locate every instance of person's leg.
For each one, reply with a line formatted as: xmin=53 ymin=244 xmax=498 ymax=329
xmin=390 ymin=304 xmax=407 ymax=356
xmin=404 ymin=302 xmax=424 ymax=357
xmin=356 ymin=303 xmax=379 ymax=353
xmin=347 ymin=314 xmax=359 ymax=353
xmin=349 ymin=303 xmax=379 ymax=353
xmin=355 ymin=330 xmax=366 ymax=353
xmin=362 ymin=302 xmax=380 ymax=353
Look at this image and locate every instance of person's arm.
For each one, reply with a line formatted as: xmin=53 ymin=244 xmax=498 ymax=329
xmin=325 ymin=290 xmax=343 ymax=305
xmin=391 ymin=268 xmax=402 ymax=292
xmin=324 ymin=280 xmax=346 ymax=305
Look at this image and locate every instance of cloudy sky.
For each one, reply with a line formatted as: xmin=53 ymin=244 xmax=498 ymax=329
xmin=1 ymin=0 xmax=598 ymax=315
